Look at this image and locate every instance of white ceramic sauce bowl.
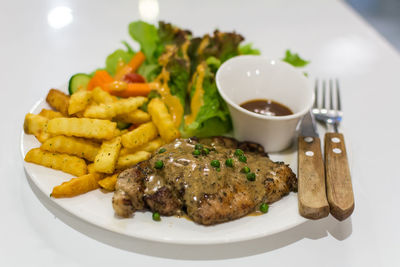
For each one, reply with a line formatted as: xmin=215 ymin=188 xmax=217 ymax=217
xmin=216 ymin=55 xmax=313 ymax=152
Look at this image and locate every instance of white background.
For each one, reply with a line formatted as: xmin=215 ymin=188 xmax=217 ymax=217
xmin=2 ymin=0 xmax=400 ymax=266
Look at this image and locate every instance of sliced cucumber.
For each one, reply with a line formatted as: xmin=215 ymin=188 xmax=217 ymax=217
xmin=68 ymin=73 xmax=91 ymax=95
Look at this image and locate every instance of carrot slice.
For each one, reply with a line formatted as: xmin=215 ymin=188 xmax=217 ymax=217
xmin=87 ymin=70 xmax=114 ymax=91
xmin=110 ymin=83 xmax=151 ymax=97
xmin=114 ymin=65 xmax=133 ymax=81
xmin=127 ymin=51 xmax=146 ymax=72
xmin=113 ymin=52 xmax=146 ymax=81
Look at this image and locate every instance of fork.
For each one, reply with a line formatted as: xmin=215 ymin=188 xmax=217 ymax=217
xmin=313 ymin=79 xmax=354 ymax=221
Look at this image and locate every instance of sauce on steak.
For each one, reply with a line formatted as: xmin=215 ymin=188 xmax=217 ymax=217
xmin=113 ymin=137 xmax=297 ymax=225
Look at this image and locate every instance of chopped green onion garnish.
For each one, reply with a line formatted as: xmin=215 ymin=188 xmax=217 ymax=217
xmin=211 ymin=160 xmax=220 ymax=168
xmin=152 ymin=211 xmax=161 ymax=221
xmin=241 ymin=166 xmax=250 ymax=173
xmin=246 ymin=172 xmax=256 ymax=181
xmin=234 ymin=149 xmax=244 ymax=156
xmin=239 ymin=155 xmax=247 ymax=163
xmin=202 ymin=148 xmax=210 ymax=155
xmin=195 ymin=144 xmax=203 ymax=150
xmin=158 ymin=148 xmax=166 ymax=154
xmin=192 ymin=149 xmax=201 ymax=156
xmin=260 ymin=203 xmax=269 ymax=213
xmin=154 ymin=160 xmax=164 ymax=169
xmin=225 ymin=158 xmax=234 ymax=167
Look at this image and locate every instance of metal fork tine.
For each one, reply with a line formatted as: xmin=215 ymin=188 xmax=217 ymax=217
xmin=336 ymin=79 xmax=342 ymax=111
xmin=314 ymin=79 xmax=319 ymax=108
xmin=312 ymin=78 xmax=343 ymax=133
xmin=329 ymin=79 xmax=334 ymax=110
xmin=322 ymin=80 xmax=326 ymax=109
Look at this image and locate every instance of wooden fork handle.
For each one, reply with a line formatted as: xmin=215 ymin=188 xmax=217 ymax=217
xmin=324 ymin=133 xmax=355 ymax=221
xmin=298 ymin=136 xmax=329 ymax=219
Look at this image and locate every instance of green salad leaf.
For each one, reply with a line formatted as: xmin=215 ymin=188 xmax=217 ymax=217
xmin=105 ymin=48 xmax=135 ymax=76
xmin=158 ymin=21 xmax=191 ymax=47
xmin=282 ymin=49 xmax=310 ymax=67
xmin=182 ymin=64 xmax=232 ymax=137
xmin=137 ymin=63 xmax=160 ymax=81
xmin=214 ymin=31 xmax=244 ymax=63
xmin=239 ymin=43 xmax=261 ymax=55
xmin=166 ymin=57 xmax=190 ymax=108
xmin=187 ymin=31 xmax=244 ymax=73
xmin=128 ymin=21 xmax=192 ymax=82
xmin=128 ymin=21 xmax=160 ymax=63
xmin=205 ymin=56 xmax=221 ymax=73
xmin=128 ymin=21 xmax=163 ymax=81
xmin=122 ymin=41 xmax=135 ymax=54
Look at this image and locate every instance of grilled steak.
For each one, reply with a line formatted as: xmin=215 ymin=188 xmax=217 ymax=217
xmin=112 ymin=137 xmax=297 ymax=225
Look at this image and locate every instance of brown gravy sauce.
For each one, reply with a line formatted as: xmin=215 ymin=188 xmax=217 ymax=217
xmin=240 ymin=99 xmax=293 ymax=116
xmin=147 ymin=139 xmax=278 ymax=220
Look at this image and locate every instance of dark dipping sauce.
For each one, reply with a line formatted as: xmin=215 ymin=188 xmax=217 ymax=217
xmin=240 ymin=99 xmax=293 ymax=116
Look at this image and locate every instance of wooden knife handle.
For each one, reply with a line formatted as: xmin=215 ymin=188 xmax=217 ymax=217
xmin=324 ymin=133 xmax=354 ymax=221
xmin=298 ymin=136 xmax=329 ymax=219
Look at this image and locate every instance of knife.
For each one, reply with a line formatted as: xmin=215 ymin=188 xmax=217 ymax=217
xmin=297 ymin=111 xmax=329 ymax=219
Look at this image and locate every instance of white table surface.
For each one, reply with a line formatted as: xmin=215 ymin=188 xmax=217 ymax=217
xmin=2 ymin=0 xmax=400 ymax=266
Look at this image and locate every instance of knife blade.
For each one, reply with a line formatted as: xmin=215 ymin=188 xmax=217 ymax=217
xmin=300 ymin=110 xmax=319 ymax=137
xmin=297 ymin=111 xmax=329 ymax=219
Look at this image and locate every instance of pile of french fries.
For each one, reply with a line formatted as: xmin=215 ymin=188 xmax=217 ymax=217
xmin=24 ymin=87 xmax=179 ymax=198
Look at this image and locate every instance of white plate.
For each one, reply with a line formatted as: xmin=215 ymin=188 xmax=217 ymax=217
xmin=21 ymin=98 xmax=307 ymax=245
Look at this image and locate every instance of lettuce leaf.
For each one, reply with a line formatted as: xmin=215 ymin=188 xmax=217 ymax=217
xmin=183 ymin=116 xmax=231 ymax=138
xmin=214 ymin=31 xmax=244 ymax=63
xmin=165 ymin=55 xmax=190 ymax=107
xmin=282 ymin=49 xmax=310 ymax=67
xmin=239 ymin=43 xmax=261 ymax=55
xmin=158 ymin=21 xmax=192 ymax=47
xmin=205 ymin=56 xmax=221 ymax=73
xmin=128 ymin=21 xmax=161 ymax=63
xmin=182 ymin=63 xmax=232 ymax=137
xmin=105 ymin=48 xmax=134 ymax=76
xmin=137 ymin=63 xmax=161 ymax=81
xmin=187 ymin=31 xmax=244 ymax=75
xmin=128 ymin=21 xmax=192 ymax=82
xmin=182 ymin=31 xmax=249 ymax=137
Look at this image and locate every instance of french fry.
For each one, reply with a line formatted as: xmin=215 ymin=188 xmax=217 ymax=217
xmin=116 ymin=151 xmax=151 ymax=169
xmin=121 ymin=121 xmax=158 ymax=149
xmin=91 ymin=87 xmax=115 ymax=104
xmin=114 ymin=109 xmax=151 ymax=124
xmin=47 ymin=118 xmax=116 ymax=140
xmin=68 ymin=90 xmax=92 ymax=115
xmin=84 ymin=96 xmax=147 ymax=120
xmin=98 ymin=172 xmax=120 ymax=191
xmin=24 ymin=113 xmax=47 ymax=135
xmin=24 ymin=148 xmax=87 ymax=177
xmin=73 ymin=110 xmax=85 ymax=118
xmin=87 ymin=163 xmax=96 ymax=174
xmin=46 ymin=89 xmax=70 ymax=116
xmin=41 ymin=136 xmax=100 ymax=161
xmin=119 ymin=137 xmax=163 ymax=156
xmin=94 ymin=136 xmax=122 ymax=174
xmin=38 ymin=109 xmax=63 ymax=119
xmin=23 ymin=113 xmax=51 ymax=143
xmin=51 ymin=173 xmax=104 ymax=198
xmin=113 ymin=128 xmax=129 ymax=137
xmin=148 ymin=98 xmax=180 ymax=143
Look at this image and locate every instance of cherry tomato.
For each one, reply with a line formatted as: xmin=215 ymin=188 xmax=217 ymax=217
xmin=123 ymin=73 xmax=146 ymax=83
